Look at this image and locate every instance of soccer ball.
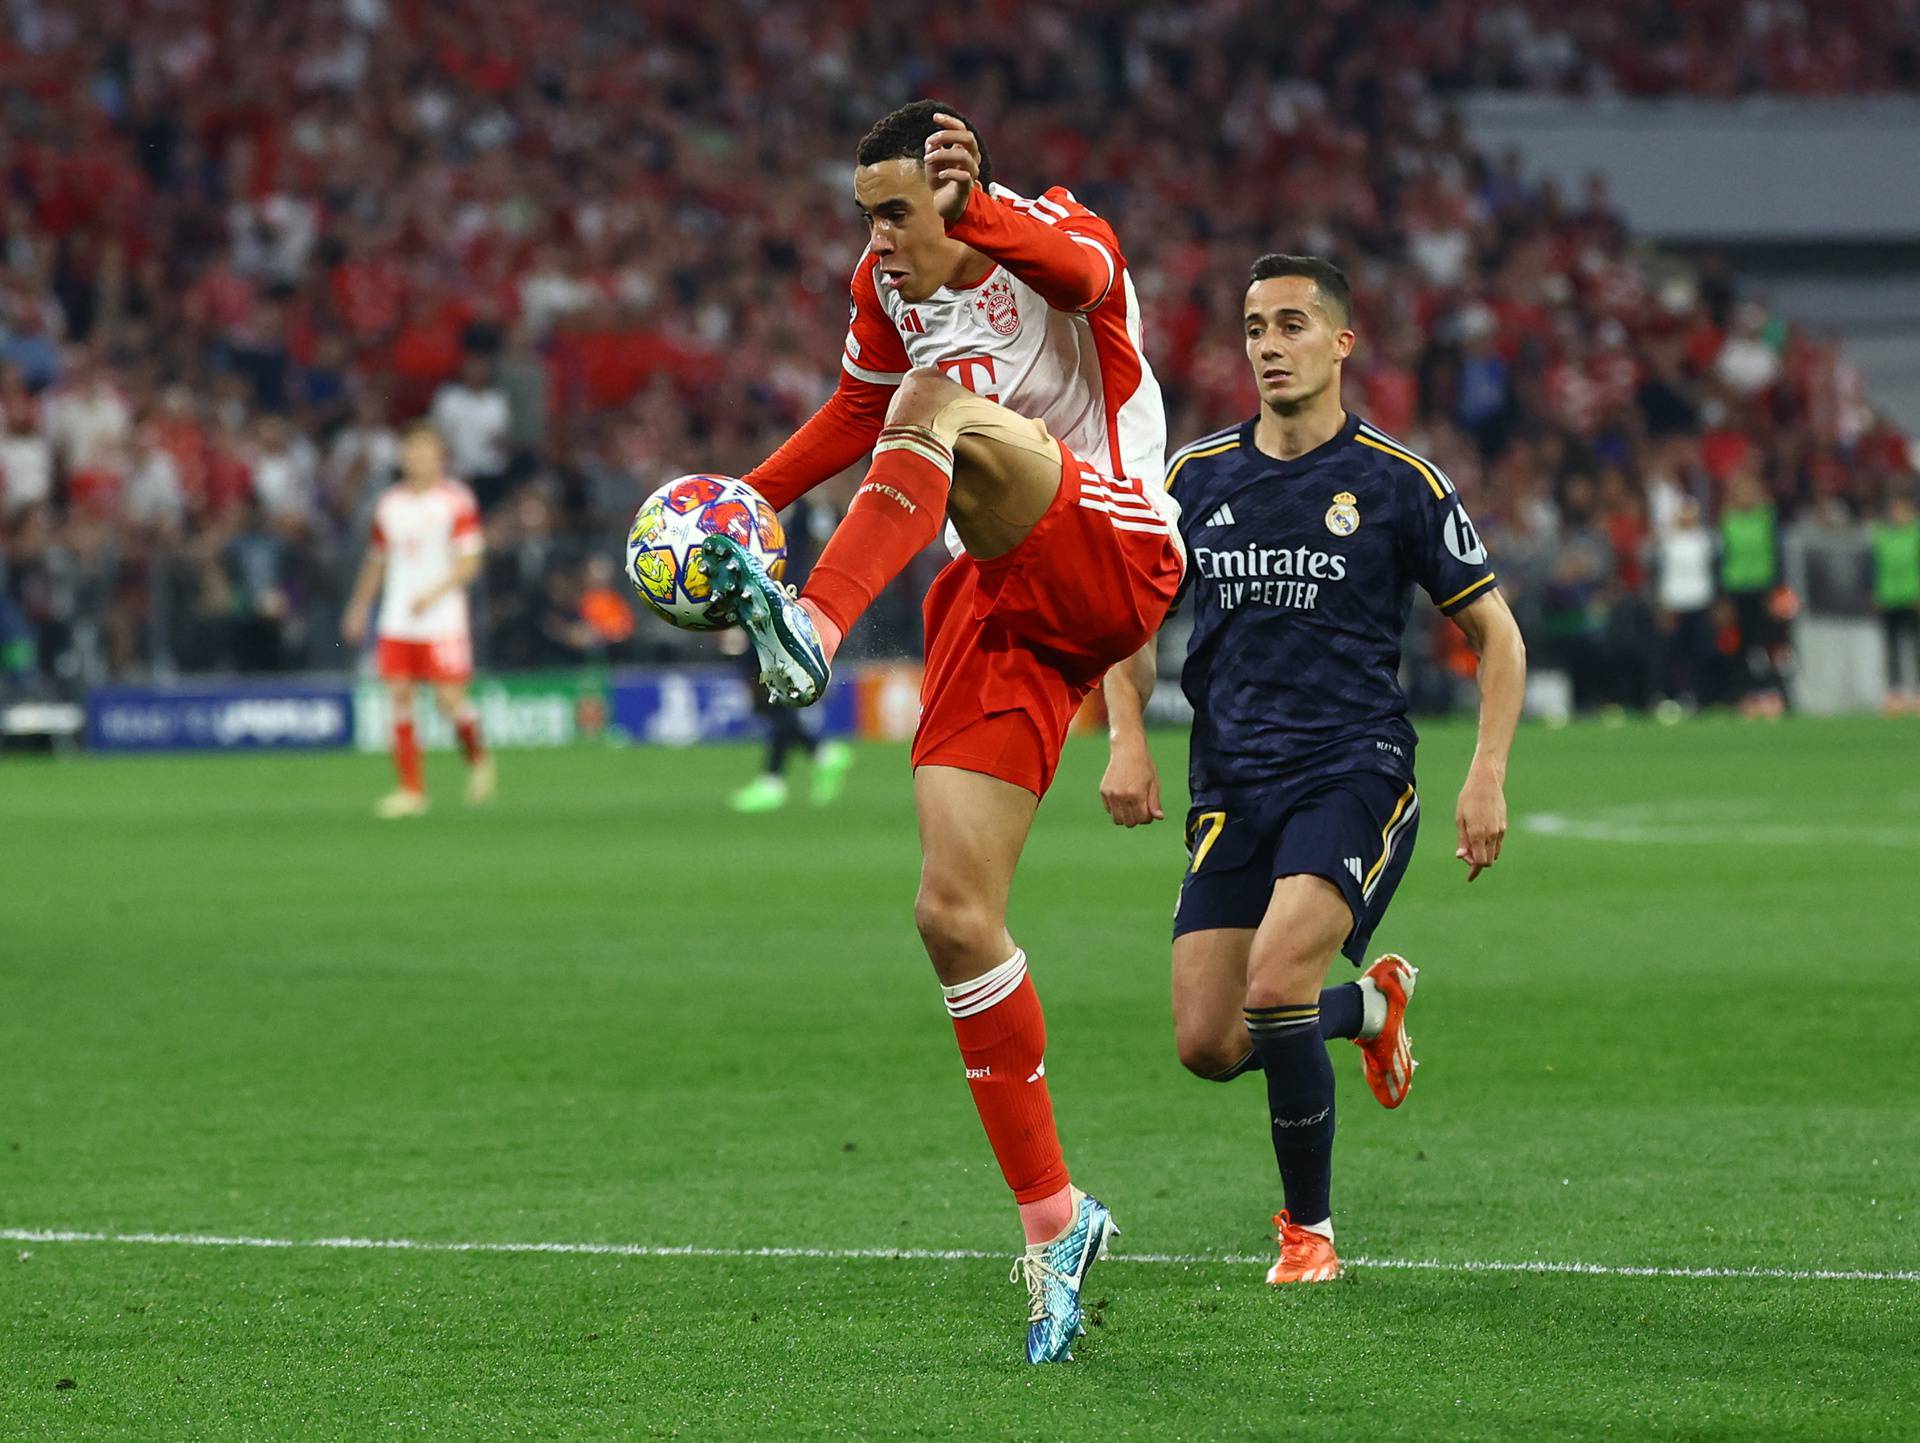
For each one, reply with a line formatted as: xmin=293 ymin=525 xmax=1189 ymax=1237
xmin=624 ymin=474 xmax=787 ymax=631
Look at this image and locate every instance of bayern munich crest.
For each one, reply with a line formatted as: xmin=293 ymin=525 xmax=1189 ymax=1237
xmin=1325 ymin=491 xmax=1361 ymax=536
xmin=976 ymin=274 xmax=1020 ymax=337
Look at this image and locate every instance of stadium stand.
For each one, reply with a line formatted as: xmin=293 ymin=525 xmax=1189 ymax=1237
xmin=0 ymin=0 xmax=1915 ymax=714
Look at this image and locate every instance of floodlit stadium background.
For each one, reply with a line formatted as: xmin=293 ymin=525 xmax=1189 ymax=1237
xmin=0 ymin=0 xmax=1916 ymax=744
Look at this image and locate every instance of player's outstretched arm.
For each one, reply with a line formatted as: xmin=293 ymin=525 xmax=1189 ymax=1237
xmin=1100 ymin=638 xmax=1164 ymax=827
xmin=1448 ymin=589 xmax=1526 ymax=881
xmin=341 ymin=548 xmax=386 ymax=646
xmin=744 ymin=371 xmax=893 ymax=511
xmin=925 ymin=114 xmax=1114 ymax=314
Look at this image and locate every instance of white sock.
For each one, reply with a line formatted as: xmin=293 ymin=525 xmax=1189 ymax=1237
xmin=1298 ymin=1217 xmax=1335 ymax=1242
xmin=1357 ymin=977 xmax=1388 ymax=1038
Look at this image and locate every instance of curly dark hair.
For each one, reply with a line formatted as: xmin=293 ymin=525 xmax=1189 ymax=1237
xmin=857 ymin=99 xmax=994 ymax=192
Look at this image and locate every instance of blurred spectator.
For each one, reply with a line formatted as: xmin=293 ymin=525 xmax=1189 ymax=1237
xmin=1719 ymin=467 xmax=1788 ymax=713
xmin=0 ymin=366 xmax=53 ymax=516
xmin=124 ymin=424 xmax=187 ymax=535
xmin=1874 ymin=493 xmax=1920 ymax=714
xmin=1652 ymin=497 xmax=1721 ymax=706
xmin=430 ymin=354 xmax=512 ymax=507
xmin=249 ymin=416 xmax=320 ymax=529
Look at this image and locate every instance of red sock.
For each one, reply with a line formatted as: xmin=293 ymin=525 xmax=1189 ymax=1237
xmin=453 ymin=705 xmax=485 ymax=765
xmin=943 ymin=950 xmax=1070 ymax=1207
xmin=392 ymin=716 xmax=424 ymax=793
xmin=802 ymin=426 xmax=952 ymax=642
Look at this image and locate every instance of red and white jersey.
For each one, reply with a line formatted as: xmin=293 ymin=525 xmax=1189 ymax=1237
xmin=370 ymin=479 xmax=482 ymax=642
xmin=841 ymin=184 xmax=1173 ymax=522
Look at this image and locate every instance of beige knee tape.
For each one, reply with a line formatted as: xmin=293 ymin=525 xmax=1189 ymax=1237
xmin=923 ymin=391 xmax=1058 ymax=464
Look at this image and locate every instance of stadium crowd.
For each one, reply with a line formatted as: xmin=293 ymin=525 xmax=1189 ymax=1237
xmin=1 ymin=0 xmax=1917 ymax=711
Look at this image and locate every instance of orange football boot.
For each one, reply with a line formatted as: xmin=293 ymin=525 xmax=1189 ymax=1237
xmin=1265 ymin=1210 xmax=1341 ymax=1284
xmin=1355 ymin=953 xmax=1418 ymax=1108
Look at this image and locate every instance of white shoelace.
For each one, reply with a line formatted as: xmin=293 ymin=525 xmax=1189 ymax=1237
xmin=1011 ymin=1252 xmax=1066 ymax=1325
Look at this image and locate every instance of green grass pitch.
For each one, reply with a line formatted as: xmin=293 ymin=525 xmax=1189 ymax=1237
xmin=3 ymin=715 xmax=1917 ymax=1440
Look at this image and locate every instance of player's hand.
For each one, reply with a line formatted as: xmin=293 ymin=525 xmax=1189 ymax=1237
xmin=1100 ymin=741 xmax=1164 ymax=828
xmin=342 ymin=606 xmax=367 ymax=646
xmin=1455 ymin=766 xmax=1507 ymax=882
xmin=924 ymin=113 xmax=980 ymax=224
xmin=409 ymin=590 xmax=439 ymax=618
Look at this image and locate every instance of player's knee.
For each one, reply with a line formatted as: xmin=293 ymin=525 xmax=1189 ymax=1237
xmin=1175 ymin=1029 xmax=1248 ymax=1080
xmin=913 ymin=884 xmax=997 ymax=968
xmin=888 ymin=366 xmax=960 ymax=425
xmin=1243 ymin=950 xmax=1326 ymax=1011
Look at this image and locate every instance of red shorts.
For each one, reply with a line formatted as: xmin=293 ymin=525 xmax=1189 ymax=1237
xmin=377 ymin=635 xmax=473 ymax=684
xmin=911 ymin=443 xmax=1184 ymax=797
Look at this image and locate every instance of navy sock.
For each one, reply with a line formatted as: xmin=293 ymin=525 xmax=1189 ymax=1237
xmin=1319 ymin=982 xmax=1364 ymax=1041
xmin=1244 ymin=1003 xmax=1335 ymax=1226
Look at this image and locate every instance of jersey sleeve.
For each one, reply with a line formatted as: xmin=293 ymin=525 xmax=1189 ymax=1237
xmin=743 ymin=368 xmax=891 ymax=510
xmin=945 ymin=185 xmax=1119 ymax=314
xmin=450 ymin=485 xmax=483 ymax=555
xmin=1403 ymin=486 xmax=1497 ymax=615
xmin=842 ymin=254 xmax=911 ymax=386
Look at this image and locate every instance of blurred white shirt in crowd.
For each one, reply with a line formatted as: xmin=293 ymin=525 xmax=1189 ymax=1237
xmin=1656 ymin=525 xmax=1717 ymax=613
xmin=252 ymin=436 xmax=320 ymax=522
xmin=0 ymin=430 xmax=53 ymax=513
xmin=430 ymin=381 xmax=510 ymax=479
xmin=124 ymin=448 xmax=186 ymax=528
xmin=44 ymin=381 xmax=131 ymax=471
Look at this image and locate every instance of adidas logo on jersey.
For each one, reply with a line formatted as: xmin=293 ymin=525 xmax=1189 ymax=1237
xmin=1203 ymin=503 xmax=1237 ymax=529
xmin=1344 ymin=857 xmax=1364 ymax=882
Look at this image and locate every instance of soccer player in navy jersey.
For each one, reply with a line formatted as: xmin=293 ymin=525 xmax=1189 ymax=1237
xmin=1099 ymin=255 xmax=1527 ymax=1284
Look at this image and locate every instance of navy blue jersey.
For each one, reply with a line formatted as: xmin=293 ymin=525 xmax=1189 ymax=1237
xmin=1166 ymin=412 xmax=1496 ymax=799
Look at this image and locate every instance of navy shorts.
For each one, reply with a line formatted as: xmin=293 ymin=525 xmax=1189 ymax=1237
xmin=1173 ymin=771 xmax=1420 ymax=965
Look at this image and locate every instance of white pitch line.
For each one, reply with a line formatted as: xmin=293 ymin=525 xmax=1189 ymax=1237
xmin=4 ymin=1227 xmax=1915 ymax=1284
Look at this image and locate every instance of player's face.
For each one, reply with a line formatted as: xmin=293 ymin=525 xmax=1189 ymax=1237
xmin=401 ymin=429 xmax=444 ymax=486
xmin=855 ymin=159 xmax=965 ymax=303
xmin=1244 ymin=277 xmax=1354 ymax=412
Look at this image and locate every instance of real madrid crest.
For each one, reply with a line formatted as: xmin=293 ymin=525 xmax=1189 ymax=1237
xmin=1325 ymin=491 xmax=1360 ymax=537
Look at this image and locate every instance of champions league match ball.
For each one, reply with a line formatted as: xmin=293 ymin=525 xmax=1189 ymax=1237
xmin=624 ymin=474 xmax=787 ymax=631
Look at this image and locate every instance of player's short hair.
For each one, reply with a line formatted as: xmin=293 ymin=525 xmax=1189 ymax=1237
xmin=857 ymin=99 xmax=994 ymax=193
xmin=1247 ymin=254 xmax=1353 ymax=327
xmin=400 ymin=417 xmax=445 ymax=447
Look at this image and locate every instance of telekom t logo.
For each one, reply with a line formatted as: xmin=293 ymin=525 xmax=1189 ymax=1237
xmin=937 ymin=354 xmax=1000 ymax=402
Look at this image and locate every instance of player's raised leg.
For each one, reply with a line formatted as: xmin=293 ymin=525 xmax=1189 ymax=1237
xmin=914 ymin=763 xmax=1117 ymax=1363
xmin=1172 ymin=929 xmax=1390 ymax=1084
xmin=706 ymin=369 xmax=1062 ymax=705
xmin=1243 ymin=874 xmax=1353 ymax=1284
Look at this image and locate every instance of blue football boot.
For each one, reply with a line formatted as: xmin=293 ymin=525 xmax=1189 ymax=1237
xmin=1010 ymin=1189 xmax=1118 ymax=1364
xmin=699 ymin=534 xmax=831 ymax=706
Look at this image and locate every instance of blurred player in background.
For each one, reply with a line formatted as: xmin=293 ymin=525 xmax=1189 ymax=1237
xmin=700 ymin=100 xmax=1180 ymax=1362
xmin=729 ymin=498 xmax=854 ymax=812
xmin=1873 ymin=491 xmax=1920 ymax=715
xmin=1102 ymin=256 xmax=1526 ymax=1284
xmin=343 ymin=421 xmax=494 ymax=818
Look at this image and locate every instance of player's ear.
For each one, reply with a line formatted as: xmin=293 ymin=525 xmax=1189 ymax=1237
xmin=1334 ymin=328 xmax=1356 ymax=362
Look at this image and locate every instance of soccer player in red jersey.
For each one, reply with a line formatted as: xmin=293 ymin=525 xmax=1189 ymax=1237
xmin=342 ymin=421 xmax=495 ymax=817
xmin=701 ymin=101 xmax=1182 ymax=1362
